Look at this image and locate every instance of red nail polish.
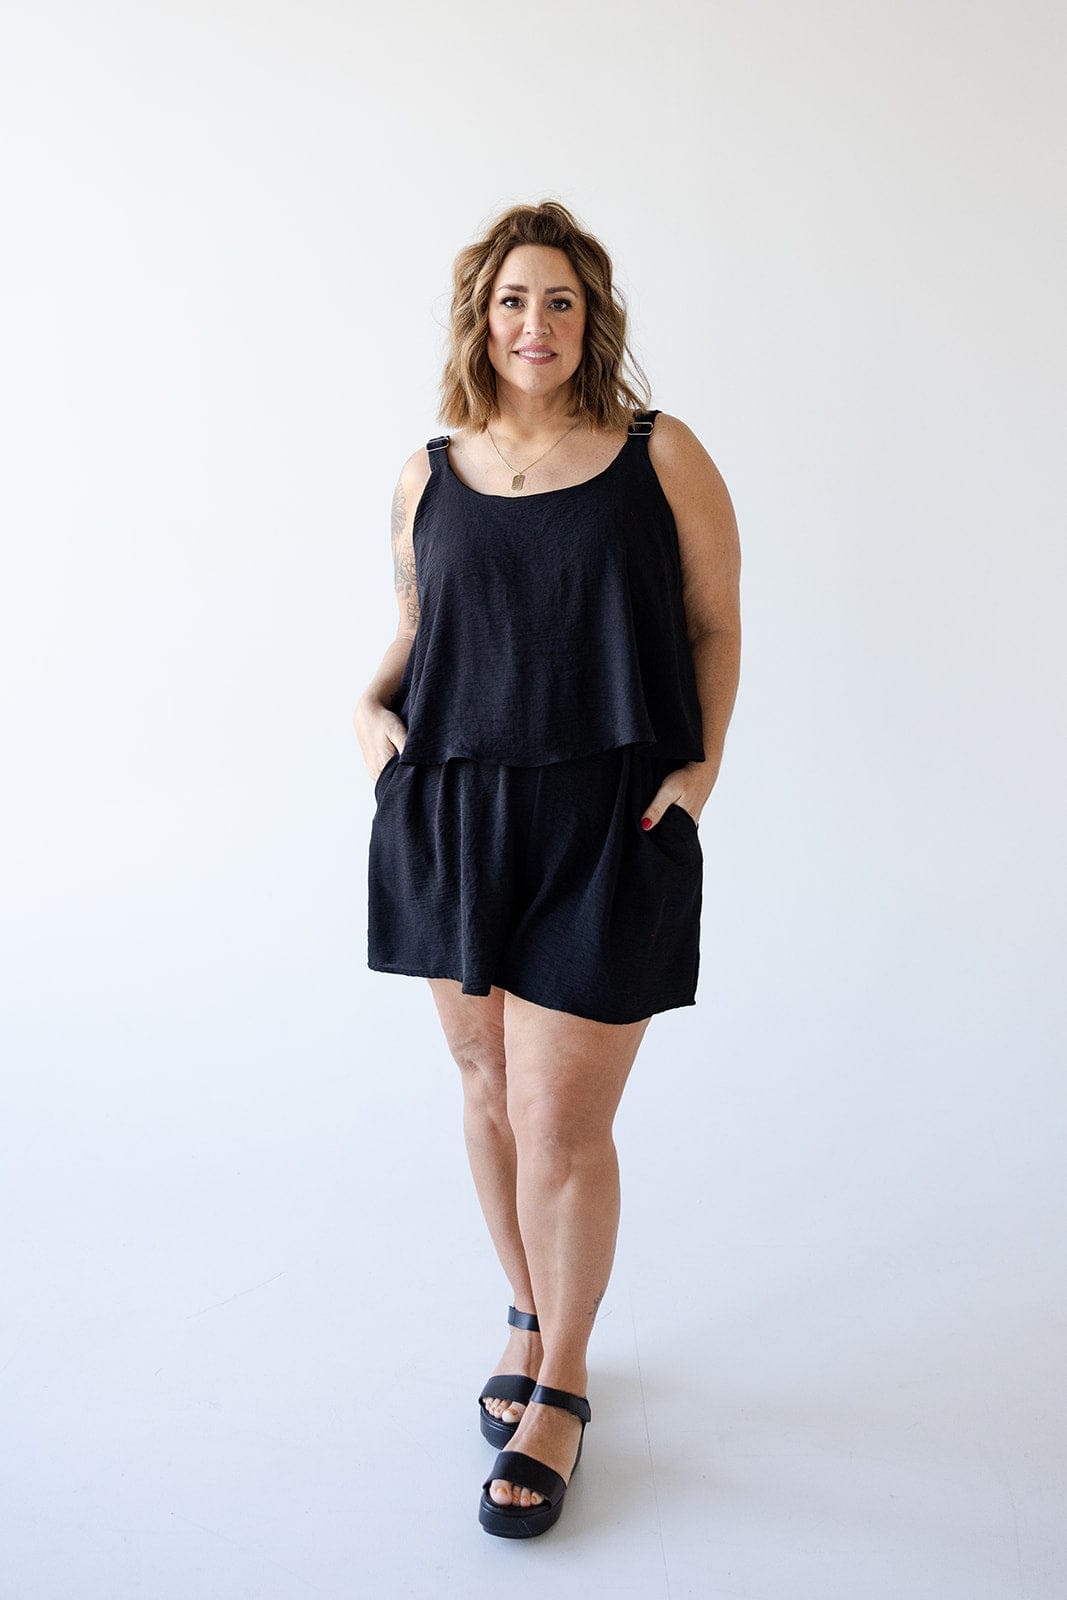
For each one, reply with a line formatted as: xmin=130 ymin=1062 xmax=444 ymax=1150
xmin=641 ymin=816 xmax=652 ymax=829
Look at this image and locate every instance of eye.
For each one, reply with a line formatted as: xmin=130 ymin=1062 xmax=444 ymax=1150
xmin=497 ymin=296 xmax=575 ymax=311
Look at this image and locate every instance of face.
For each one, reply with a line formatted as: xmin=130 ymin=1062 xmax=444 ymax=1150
xmin=486 ymin=244 xmax=587 ymax=404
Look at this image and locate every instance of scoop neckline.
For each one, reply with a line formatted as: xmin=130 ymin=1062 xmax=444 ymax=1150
xmin=442 ymin=428 xmax=635 ymax=502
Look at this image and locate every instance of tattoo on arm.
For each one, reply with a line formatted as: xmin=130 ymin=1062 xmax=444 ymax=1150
xmin=390 ymin=479 xmax=406 ymax=546
xmin=390 ymin=477 xmax=419 ymax=632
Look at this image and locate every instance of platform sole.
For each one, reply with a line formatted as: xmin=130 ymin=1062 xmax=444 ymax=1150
xmin=479 ymin=1406 xmax=521 ymax=1449
xmin=478 ymin=1495 xmax=565 ymax=1538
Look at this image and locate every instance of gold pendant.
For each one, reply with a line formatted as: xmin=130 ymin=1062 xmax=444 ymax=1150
xmin=512 ymin=473 xmax=525 ymax=492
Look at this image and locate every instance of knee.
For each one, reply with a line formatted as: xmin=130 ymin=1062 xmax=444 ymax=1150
xmin=451 ymin=1041 xmax=508 ymax=1115
xmin=508 ymin=1094 xmax=614 ymax=1171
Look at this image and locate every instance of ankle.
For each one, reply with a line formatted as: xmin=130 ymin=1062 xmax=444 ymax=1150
xmin=506 ymin=1326 xmax=543 ymax=1351
xmin=533 ymin=1363 xmax=588 ymax=1398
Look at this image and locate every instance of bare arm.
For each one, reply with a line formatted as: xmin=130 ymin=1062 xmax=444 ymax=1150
xmin=646 ymin=413 xmax=742 ymax=819
xmin=352 ymin=447 xmax=431 ymax=776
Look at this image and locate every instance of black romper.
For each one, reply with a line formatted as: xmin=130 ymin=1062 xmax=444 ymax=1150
xmin=366 ymin=409 xmax=706 ymax=1025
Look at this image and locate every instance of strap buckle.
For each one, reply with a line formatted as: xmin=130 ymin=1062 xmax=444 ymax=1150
xmin=628 ymin=416 xmax=654 ymax=435
xmin=426 ymin=435 xmax=450 ymax=451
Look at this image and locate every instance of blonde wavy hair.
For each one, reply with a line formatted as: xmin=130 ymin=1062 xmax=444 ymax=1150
xmin=437 ymin=199 xmax=652 ymax=433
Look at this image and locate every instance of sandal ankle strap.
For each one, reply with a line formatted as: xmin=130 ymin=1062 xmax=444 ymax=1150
xmin=529 ymin=1382 xmax=591 ymax=1422
xmin=507 ymin=1305 xmax=540 ymax=1333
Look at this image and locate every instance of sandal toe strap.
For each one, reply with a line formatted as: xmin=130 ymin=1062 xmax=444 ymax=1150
xmin=478 ymin=1374 xmax=538 ymax=1406
xmin=482 ymin=1449 xmax=566 ymax=1507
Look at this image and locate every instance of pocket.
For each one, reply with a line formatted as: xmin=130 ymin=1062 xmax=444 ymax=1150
xmin=652 ymin=800 xmax=703 ymax=865
xmin=666 ymin=800 xmax=699 ymax=834
xmin=373 ymin=750 xmax=400 ymax=803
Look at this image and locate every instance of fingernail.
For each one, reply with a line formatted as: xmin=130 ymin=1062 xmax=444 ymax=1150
xmin=641 ymin=816 xmax=652 ymax=829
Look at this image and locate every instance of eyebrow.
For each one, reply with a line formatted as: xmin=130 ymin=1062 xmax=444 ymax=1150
xmin=498 ymin=283 xmax=579 ymax=295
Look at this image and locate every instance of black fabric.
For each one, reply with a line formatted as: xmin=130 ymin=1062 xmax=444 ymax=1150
xmin=367 ymin=744 xmax=702 ymax=1025
xmin=390 ymin=411 xmax=705 ymax=768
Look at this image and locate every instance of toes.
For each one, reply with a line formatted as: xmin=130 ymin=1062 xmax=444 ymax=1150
xmin=484 ymin=1397 xmax=526 ymax=1423
xmin=489 ymin=1480 xmax=542 ymax=1507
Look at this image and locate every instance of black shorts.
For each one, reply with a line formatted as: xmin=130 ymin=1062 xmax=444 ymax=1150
xmin=366 ymin=744 xmax=703 ymax=1026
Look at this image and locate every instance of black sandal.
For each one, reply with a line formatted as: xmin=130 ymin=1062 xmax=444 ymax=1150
xmin=478 ymin=1383 xmax=591 ymax=1539
xmin=477 ymin=1305 xmax=541 ymax=1447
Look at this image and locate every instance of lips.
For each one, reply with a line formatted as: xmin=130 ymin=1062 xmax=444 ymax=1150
xmin=514 ymin=349 xmax=557 ymax=362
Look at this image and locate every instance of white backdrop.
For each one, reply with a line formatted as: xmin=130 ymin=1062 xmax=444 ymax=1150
xmin=1 ymin=2 xmax=1064 ymax=1596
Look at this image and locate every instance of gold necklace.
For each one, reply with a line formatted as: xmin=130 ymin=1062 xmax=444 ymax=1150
xmin=485 ymin=420 xmax=583 ymax=493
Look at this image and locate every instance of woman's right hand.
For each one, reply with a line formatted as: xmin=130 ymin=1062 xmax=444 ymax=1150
xmin=352 ymin=694 xmax=409 ymax=785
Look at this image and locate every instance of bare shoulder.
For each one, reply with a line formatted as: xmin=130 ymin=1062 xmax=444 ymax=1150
xmin=391 ymin=440 xmax=438 ymax=540
xmin=397 ymin=441 xmax=434 ymax=506
xmin=648 ymin=412 xmax=738 ymax=540
xmin=648 ymin=413 xmax=732 ymax=499
xmin=647 ymin=411 xmax=741 ymax=638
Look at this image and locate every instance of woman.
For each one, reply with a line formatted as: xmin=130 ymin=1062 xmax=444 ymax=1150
xmin=353 ymin=200 xmax=741 ymax=1538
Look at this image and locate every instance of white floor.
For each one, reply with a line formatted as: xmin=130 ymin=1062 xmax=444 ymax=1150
xmin=3 ymin=986 xmax=1063 ymax=1600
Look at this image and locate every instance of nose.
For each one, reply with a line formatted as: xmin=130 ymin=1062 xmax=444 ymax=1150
xmin=524 ymin=305 xmax=551 ymax=337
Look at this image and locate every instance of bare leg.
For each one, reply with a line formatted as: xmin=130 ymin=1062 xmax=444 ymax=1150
xmin=487 ymin=991 xmax=652 ymax=1509
xmin=426 ymin=979 xmax=542 ymax=1422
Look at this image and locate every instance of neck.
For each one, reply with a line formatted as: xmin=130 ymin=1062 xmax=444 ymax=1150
xmin=488 ymin=383 xmax=581 ymax=444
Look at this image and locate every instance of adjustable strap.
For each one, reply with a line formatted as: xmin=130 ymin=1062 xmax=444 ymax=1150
xmin=426 ymin=434 xmax=450 ymax=472
xmin=628 ymin=409 xmax=659 ymax=436
xmin=508 ymin=1305 xmax=540 ymax=1332
xmin=529 ymin=1382 xmax=592 ymax=1423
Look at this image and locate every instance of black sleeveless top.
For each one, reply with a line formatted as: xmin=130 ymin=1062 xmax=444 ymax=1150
xmin=390 ymin=409 xmax=705 ymax=767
